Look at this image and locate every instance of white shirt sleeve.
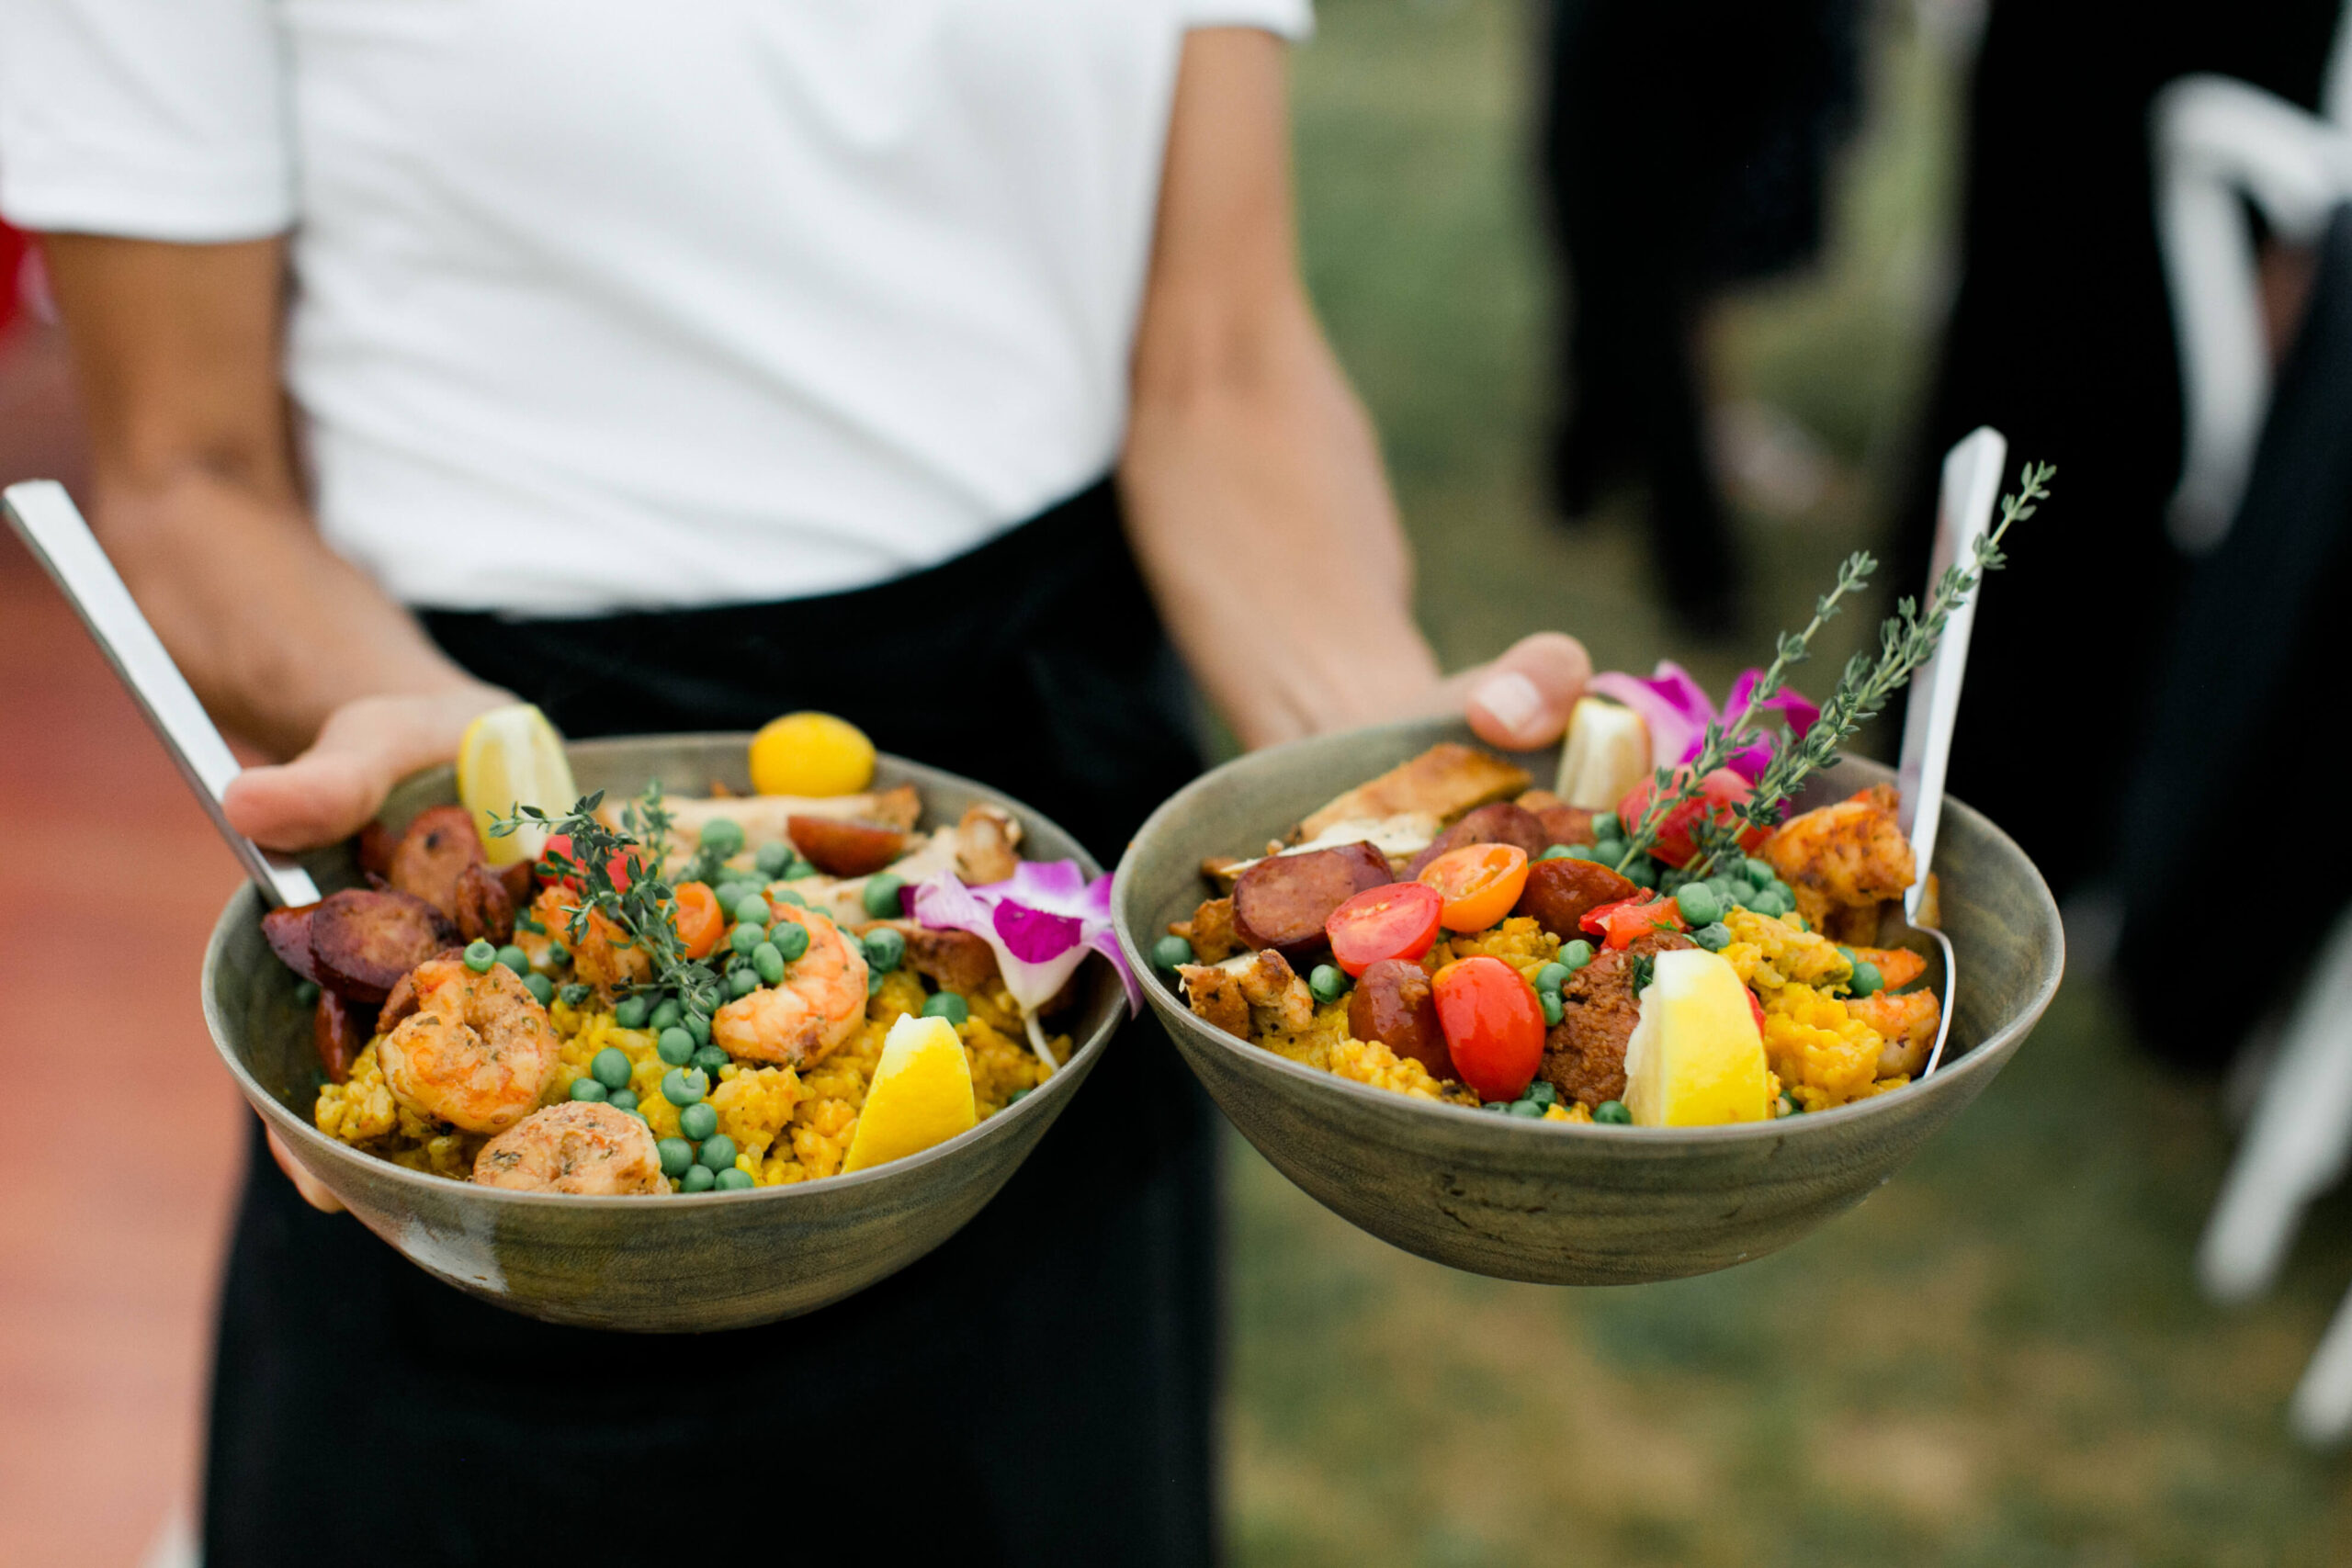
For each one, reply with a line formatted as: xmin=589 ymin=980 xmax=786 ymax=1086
xmin=1182 ymin=0 xmax=1314 ymax=40
xmin=0 ymin=0 xmax=294 ymax=239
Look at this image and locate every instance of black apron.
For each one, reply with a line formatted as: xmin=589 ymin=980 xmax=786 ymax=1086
xmin=203 ymin=480 xmax=1222 ymax=1566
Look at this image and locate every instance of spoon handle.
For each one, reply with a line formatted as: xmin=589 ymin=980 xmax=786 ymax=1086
xmin=1896 ymin=428 xmax=2007 ymax=925
xmin=4 ymin=479 xmax=321 ymax=908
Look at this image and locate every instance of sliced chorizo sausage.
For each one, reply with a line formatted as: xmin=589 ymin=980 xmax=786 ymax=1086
xmin=387 ymin=804 xmax=485 ymax=919
xmin=496 ymin=860 xmax=536 ymax=907
xmin=1231 ymin=843 xmax=1389 ymax=961
xmin=1512 ymin=857 xmax=1638 ymax=941
xmin=309 ymin=888 xmax=461 ymax=1004
xmin=356 ymin=820 xmax=396 ymax=880
xmin=453 ymin=860 xmax=516 ymax=945
xmin=261 ymin=901 xmax=322 ymax=983
xmin=786 ymin=816 xmax=910 ymax=878
xmin=1405 ymin=802 xmax=1552 ymax=878
xmin=1348 ymin=958 xmax=1453 ymax=1081
xmin=313 ymin=991 xmax=378 ymax=1085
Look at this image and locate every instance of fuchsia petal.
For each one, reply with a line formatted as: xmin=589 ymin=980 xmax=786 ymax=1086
xmin=994 ymin=900 xmax=1084 ymax=964
xmin=1589 ymin=661 xmax=1716 ymax=768
xmin=909 ymin=861 xmax=1138 ymax=1019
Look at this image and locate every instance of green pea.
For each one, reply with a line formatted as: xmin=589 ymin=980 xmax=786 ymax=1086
xmin=729 ymin=967 xmax=759 ymax=998
xmin=559 ymin=982 xmax=593 ymax=1008
xmin=1536 ymin=844 xmax=1577 ymax=862
xmin=1152 ymin=935 xmax=1194 ymax=971
xmin=755 ymin=841 xmax=793 ymax=878
xmin=1594 ymin=1100 xmax=1632 ymax=1125
xmin=1561 ymin=940 xmax=1596 ymax=972
xmin=679 ymin=1101 xmax=718 ymax=1141
xmin=590 ymin=1047 xmax=632 ymax=1091
xmin=700 ymin=818 xmax=746 ymax=861
xmin=650 ymin=998 xmax=683 ymax=1032
xmin=291 ymin=978 xmax=321 ymax=1008
xmin=1563 ymin=843 xmax=1605 ymax=862
xmin=656 ymin=1027 xmax=696 ymax=1066
xmin=771 ymin=922 xmax=810 ymax=964
xmin=463 ymin=939 xmax=496 ymax=974
xmin=1534 ymin=962 xmax=1571 ymax=995
xmin=731 ymin=892 xmax=772 ymax=926
xmin=1505 ymin=1099 xmax=1544 ymax=1118
xmin=715 ymin=1168 xmax=755 ymax=1191
xmin=1540 ymin=989 xmax=1565 ymax=1027
xmin=1308 ymin=964 xmax=1348 ymax=1005
xmin=487 ymin=944 xmax=525 ymax=977
xmin=1749 ymin=887 xmax=1787 ymax=918
xmin=697 ymin=1134 xmax=739 ymax=1171
xmin=1523 ymin=1081 xmax=1559 ymax=1108
xmin=1006 ymin=1088 xmax=1032 ymax=1105
xmin=751 ymin=942 xmax=784 ymax=985
xmin=1691 ymin=923 xmax=1732 ymax=953
xmin=515 ymin=913 xmax=546 ymax=936
xmin=692 ymin=1045 xmax=729 ymax=1075
xmin=607 ymin=1089 xmax=639 ymax=1113
xmin=657 ymin=1137 xmax=695 ymax=1178
xmin=680 ymin=1164 xmax=716 ymax=1193
xmin=866 ymin=968 xmax=887 ymax=998
xmin=613 ymin=995 xmax=650 ymax=1029
xmin=1849 ymin=959 xmax=1884 ymax=998
xmin=684 ymin=1011 xmax=712 ymax=1045
xmin=523 ymin=973 xmax=556 ymax=1006
xmin=1675 ymin=883 xmax=1722 ymax=928
xmin=547 ymin=942 xmax=569 ymax=966
xmin=772 ymin=887 xmax=809 ymax=908
xmin=863 ymin=927 xmax=906 ymax=974
xmin=922 ymin=992 xmax=969 ymax=1026
xmin=1744 ymin=856 xmax=1775 ymax=887
xmin=785 ymin=859 xmax=818 ymax=883
xmin=569 ymin=1077 xmax=609 ymax=1103
xmin=864 ymin=874 xmax=907 ymax=919
xmin=729 ymin=922 xmax=765 ymax=956
xmin=1624 ymin=859 xmax=1658 ymax=890
xmin=1593 ymin=812 xmax=1622 ymax=840
xmin=662 ymin=1066 xmax=708 ymax=1107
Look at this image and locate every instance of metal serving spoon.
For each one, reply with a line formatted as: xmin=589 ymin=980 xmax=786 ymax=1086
xmin=1885 ymin=427 xmax=2007 ymax=1077
xmin=3 ymin=479 xmax=320 ymax=908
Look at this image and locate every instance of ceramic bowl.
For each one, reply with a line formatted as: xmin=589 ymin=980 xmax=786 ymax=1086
xmin=203 ymin=735 xmax=1121 ymax=1333
xmin=1113 ymin=716 xmax=2064 ymax=1286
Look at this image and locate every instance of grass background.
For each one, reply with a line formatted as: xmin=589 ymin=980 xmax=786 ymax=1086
xmin=1225 ymin=2 xmax=2352 ymax=1561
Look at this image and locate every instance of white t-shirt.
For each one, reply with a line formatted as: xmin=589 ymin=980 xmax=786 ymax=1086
xmin=0 ymin=0 xmax=1311 ymax=613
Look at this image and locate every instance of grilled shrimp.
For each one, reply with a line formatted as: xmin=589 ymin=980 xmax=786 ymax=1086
xmin=377 ymin=958 xmax=563 ymax=1134
xmin=1849 ymin=988 xmax=1941 ymax=1079
xmin=711 ymin=904 xmax=869 ymax=1067
xmin=1759 ymin=784 xmax=1917 ymax=934
xmin=472 ymin=1102 xmax=666 ymax=1194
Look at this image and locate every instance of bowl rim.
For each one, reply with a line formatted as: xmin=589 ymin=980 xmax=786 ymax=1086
xmin=203 ymin=737 xmax=1124 ymax=1211
xmin=1110 ymin=717 xmax=2065 ymax=1149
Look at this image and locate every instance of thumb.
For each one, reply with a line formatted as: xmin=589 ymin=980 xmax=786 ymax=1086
xmin=1442 ymin=632 xmax=1593 ymax=751
xmin=222 ymin=686 xmax=509 ymax=853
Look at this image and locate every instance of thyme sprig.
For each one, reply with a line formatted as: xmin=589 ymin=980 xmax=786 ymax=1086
xmin=1617 ymin=460 xmax=2054 ymax=883
xmin=492 ymin=786 xmax=727 ymax=1022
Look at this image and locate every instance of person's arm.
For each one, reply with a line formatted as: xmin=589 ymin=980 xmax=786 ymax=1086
xmin=41 ymin=233 xmax=508 ymax=847
xmin=1119 ymin=29 xmax=1589 ymax=752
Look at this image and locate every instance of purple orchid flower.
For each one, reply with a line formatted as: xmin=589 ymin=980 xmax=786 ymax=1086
xmin=908 ymin=860 xmax=1138 ymax=1069
xmin=1586 ymin=661 xmax=1819 ymax=783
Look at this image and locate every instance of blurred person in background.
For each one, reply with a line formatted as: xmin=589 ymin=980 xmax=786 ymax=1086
xmin=1891 ymin=0 xmax=2345 ymax=1063
xmin=1537 ymin=0 xmax=1864 ymax=635
xmin=0 ymin=3 xmax=1597 ymax=1562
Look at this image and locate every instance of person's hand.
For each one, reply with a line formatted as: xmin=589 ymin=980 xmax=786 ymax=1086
xmin=222 ymin=685 xmax=512 ymax=853
xmin=1434 ymin=632 xmax=1593 ymax=751
xmin=227 ymin=684 xmax=507 ymax=1213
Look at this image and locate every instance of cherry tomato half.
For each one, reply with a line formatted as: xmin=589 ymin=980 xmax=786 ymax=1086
xmin=671 ymin=880 xmax=726 ymax=960
xmin=1416 ymin=843 xmax=1532 ymax=933
xmin=1580 ymin=894 xmax=1688 ymax=951
xmin=1431 ymin=955 xmax=1546 ymax=1101
xmin=1614 ymin=766 xmax=1769 ymax=869
xmin=541 ymin=832 xmax=643 ymax=894
xmin=1327 ymin=882 xmax=1444 ymax=977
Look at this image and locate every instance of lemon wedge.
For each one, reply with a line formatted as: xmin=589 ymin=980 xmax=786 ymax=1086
xmin=1622 ymin=950 xmax=1771 ymax=1126
xmin=841 ymin=1015 xmax=977 ymax=1174
xmin=455 ymin=703 xmax=578 ymax=866
xmin=749 ymin=711 xmax=875 ymax=797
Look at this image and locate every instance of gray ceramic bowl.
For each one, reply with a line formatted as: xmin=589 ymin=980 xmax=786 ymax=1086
xmin=1113 ymin=716 xmax=2064 ymax=1286
xmin=203 ymin=735 xmax=1121 ymax=1333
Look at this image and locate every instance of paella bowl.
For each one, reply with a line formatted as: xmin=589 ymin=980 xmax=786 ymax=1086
xmin=1113 ymin=716 xmax=2064 ymax=1287
xmin=203 ymin=734 xmax=1123 ymax=1333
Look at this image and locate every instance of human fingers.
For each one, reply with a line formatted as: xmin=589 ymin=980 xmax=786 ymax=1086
xmin=266 ymin=1125 xmax=346 ymax=1213
xmin=222 ymin=686 xmax=509 ymax=852
xmin=1442 ymin=632 xmax=1593 ymax=750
